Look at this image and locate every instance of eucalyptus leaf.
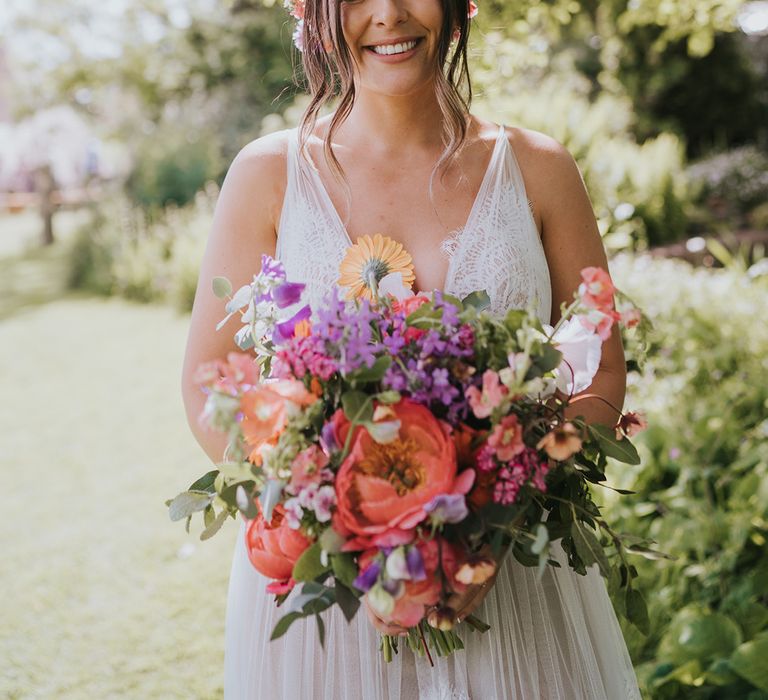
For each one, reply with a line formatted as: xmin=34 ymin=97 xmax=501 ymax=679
xmin=531 ymin=524 xmax=549 ymax=555
xmin=168 ymin=490 xmax=213 ymax=522
xmin=626 ymin=544 xmax=676 ymax=561
xmin=212 ymin=276 xmax=233 ymax=299
xmin=200 ymin=508 xmax=229 ymax=541
xmin=259 ymin=479 xmax=286 ymax=523
xmin=316 ymin=613 xmax=326 ymax=649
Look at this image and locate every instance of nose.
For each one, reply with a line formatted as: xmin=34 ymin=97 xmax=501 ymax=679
xmin=371 ymin=0 xmax=408 ymax=27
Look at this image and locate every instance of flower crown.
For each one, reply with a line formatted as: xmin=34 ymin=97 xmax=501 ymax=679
xmin=285 ymin=1 xmax=479 ymax=52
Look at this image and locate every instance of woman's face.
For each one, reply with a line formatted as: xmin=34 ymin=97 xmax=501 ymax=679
xmin=339 ymin=0 xmax=445 ymax=97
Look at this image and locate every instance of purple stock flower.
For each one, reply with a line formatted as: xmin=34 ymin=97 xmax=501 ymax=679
xmin=260 ymin=254 xmax=286 ymax=282
xmin=423 ymin=493 xmax=469 ymax=525
xmin=353 ymin=560 xmax=381 ymax=593
xmin=272 ymin=305 xmax=311 ymax=344
xmin=272 ymin=281 xmax=305 ymax=309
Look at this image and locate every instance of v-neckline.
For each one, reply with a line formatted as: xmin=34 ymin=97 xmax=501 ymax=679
xmin=300 ymin=124 xmax=507 ymax=295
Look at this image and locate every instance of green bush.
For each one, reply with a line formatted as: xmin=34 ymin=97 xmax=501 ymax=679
xmin=67 ymin=189 xmax=213 ymax=311
xmin=126 ymin=130 xmax=223 ymax=212
xmin=607 ymin=255 xmax=768 ymax=698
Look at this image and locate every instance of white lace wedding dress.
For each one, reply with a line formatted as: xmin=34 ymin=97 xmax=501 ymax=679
xmin=224 ymin=125 xmax=641 ymax=699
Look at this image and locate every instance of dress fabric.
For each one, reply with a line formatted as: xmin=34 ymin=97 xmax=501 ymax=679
xmin=224 ymin=125 xmax=641 ymax=699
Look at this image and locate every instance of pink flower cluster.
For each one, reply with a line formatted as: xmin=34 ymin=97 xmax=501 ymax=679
xmin=577 ymin=267 xmax=620 ymax=340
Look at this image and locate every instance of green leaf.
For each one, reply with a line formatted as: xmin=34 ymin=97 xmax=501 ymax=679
xmin=168 ymin=491 xmax=213 ymax=522
xmin=315 ymin=613 xmax=326 ymax=649
xmin=292 ymin=543 xmax=331 ymax=583
xmin=660 ymin=606 xmax=743 ymax=666
xmin=188 ymin=470 xmax=219 ymax=493
xmin=216 ymin=462 xmax=255 ymax=482
xmin=342 ymin=391 xmax=373 ymax=423
xmin=334 ymin=580 xmax=361 ymax=623
xmin=626 ymin=587 xmax=650 ymax=635
xmin=349 ymin=355 xmax=392 ymax=384
xmin=626 ymin=544 xmax=676 ymax=561
xmin=203 ymin=504 xmax=214 ymax=528
xmin=259 ymin=479 xmax=286 ymax=523
xmin=571 ymin=521 xmax=610 ymax=577
xmin=212 ymin=276 xmax=233 ymax=298
xmin=531 ymin=524 xmax=549 ymax=555
xmin=730 ymin=635 xmax=768 ymax=691
xmin=200 ymin=508 xmax=229 ymax=541
xmin=375 ymin=390 xmax=401 ymax=405
xmin=461 ymin=290 xmax=491 ymax=311
xmin=536 ymin=343 xmax=563 ymax=374
xmin=331 ymin=553 xmax=358 ymax=589
xmin=588 ymin=424 xmax=641 ymax=465
xmin=270 ymin=611 xmax=303 ymax=641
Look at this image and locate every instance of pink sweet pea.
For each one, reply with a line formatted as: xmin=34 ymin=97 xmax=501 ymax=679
xmin=466 ymin=370 xmax=508 ymax=419
xmin=578 ymin=307 xmax=620 ymax=341
xmin=578 ymin=267 xmax=616 ymax=315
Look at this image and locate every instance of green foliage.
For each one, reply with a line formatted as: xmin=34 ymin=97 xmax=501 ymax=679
xmin=607 ymin=255 xmax=768 ymax=698
xmin=126 ymin=131 xmax=223 ymax=210
xmin=67 ymin=190 xmax=213 ymax=311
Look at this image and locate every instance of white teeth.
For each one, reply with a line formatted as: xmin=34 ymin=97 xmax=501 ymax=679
xmin=372 ymin=40 xmax=417 ymax=56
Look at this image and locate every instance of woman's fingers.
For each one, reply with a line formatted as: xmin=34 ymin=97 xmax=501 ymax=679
xmin=363 ymin=598 xmax=408 ymax=636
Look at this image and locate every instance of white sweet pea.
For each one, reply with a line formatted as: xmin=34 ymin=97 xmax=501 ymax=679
xmin=385 ymin=547 xmax=411 ymax=581
xmin=545 ymin=317 xmax=602 ymax=395
xmin=524 ymin=376 xmax=557 ymax=400
xmin=379 ymin=272 xmax=413 ymax=301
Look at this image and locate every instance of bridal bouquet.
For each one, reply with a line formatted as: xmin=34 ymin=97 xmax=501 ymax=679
xmin=168 ymin=235 xmax=656 ymax=662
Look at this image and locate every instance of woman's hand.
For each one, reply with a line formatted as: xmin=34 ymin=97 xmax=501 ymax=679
xmin=363 ymin=598 xmax=409 ymax=637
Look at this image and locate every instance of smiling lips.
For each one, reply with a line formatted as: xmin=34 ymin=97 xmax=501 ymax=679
xmin=366 ymin=38 xmax=422 ymax=57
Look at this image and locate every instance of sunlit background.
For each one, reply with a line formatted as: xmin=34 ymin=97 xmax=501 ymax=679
xmin=1 ymin=1 xmax=767 ymax=698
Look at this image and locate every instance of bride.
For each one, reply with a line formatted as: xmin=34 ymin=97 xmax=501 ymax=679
xmin=181 ymin=0 xmax=641 ymax=697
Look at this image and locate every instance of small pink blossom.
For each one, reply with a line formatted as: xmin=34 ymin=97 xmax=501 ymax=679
xmin=621 ymin=307 xmax=642 ymax=328
xmin=288 ymin=445 xmax=329 ymax=493
xmin=468 ymin=2 xmax=479 ymax=19
xmin=467 ymin=370 xmax=508 ymax=418
xmin=537 ymin=422 xmax=582 ymax=461
xmin=615 ymin=411 xmax=648 ymax=440
xmin=487 ymin=414 xmax=525 ymax=462
xmin=578 ymin=267 xmax=616 ymax=314
xmin=578 ymin=308 xmax=619 ymax=341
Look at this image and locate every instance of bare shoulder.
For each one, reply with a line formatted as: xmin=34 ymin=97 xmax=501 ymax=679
xmin=222 ymin=128 xmax=293 ymax=232
xmin=504 ymin=125 xmax=581 ymax=194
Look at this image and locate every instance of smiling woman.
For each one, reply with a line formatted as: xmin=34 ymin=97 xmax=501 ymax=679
xmin=180 ymin=0 xmax=640 ymax=698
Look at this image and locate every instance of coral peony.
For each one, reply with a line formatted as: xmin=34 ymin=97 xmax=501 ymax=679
xmin=334 ymin=399 xmax=474 ymax=550
xmin=245 ymin=504 xmax=312 ymax=593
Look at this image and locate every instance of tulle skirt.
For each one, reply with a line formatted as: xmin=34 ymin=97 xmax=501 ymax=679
xmin=224 ymin=519 xmax=640 ymax=699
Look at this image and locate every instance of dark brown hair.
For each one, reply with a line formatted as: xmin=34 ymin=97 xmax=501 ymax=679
xmin=298 ymin=0 xmax=473 ymax=181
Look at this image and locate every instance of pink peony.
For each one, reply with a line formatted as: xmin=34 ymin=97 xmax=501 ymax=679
xmin=333 ymin=399 xmax=475 ymax=551
xmin=245 ymin=504 xmax=312 ymax=593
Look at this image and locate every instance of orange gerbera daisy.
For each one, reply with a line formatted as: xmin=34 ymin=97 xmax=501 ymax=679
xmin=337 ymin=234 xmax=415 ymax=301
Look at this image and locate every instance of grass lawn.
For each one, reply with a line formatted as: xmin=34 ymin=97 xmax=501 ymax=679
xmin=0 ymin=294 xmax=237 ymax=699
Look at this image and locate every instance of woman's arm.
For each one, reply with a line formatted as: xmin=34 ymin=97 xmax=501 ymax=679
xmin=181 ymin=131 xmax=288 ymax=464
xmin=523 ymin=130 xmax=627 ymax=426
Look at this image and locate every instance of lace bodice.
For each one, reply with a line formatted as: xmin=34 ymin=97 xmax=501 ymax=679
xmin=275 ymin=125 xmax=552 ymax=324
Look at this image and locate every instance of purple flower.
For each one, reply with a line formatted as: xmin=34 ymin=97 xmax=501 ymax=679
xmin=272 ymin=305 xmax=311 ymax=344
xmin=272 ymin=281 xmax=306 ymax=309
xmin=406 ymin=546 xmax=426 ymax=581
xmin=423 ymin=493 xmax=469 ymax=525
xmin=320 ymin=421 xmax=339 ymax=454
xmin=260 ymin=254 xmax=286 ymax=282
xmin=353 ymin=560 xmax=381 ymax=592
